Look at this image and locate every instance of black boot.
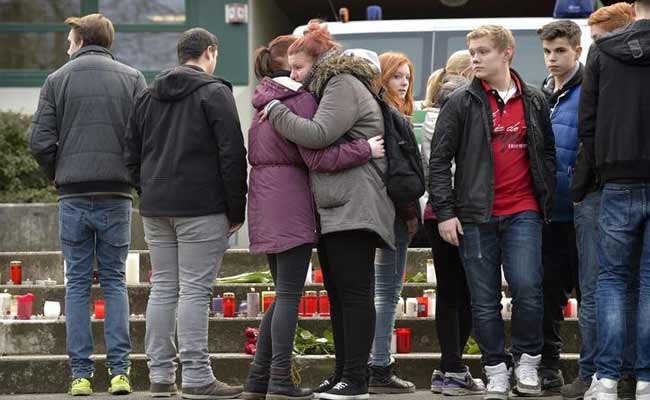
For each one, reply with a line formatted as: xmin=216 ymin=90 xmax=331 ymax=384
xmin=266 ymin=367 xmax=313 ymax=400
xmin=368 ymin=362 xmax=416 ymax=394
xmin=242 ymin=363 xmax=269 ymax=400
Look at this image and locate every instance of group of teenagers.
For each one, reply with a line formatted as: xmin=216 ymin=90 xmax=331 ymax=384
xmin=27 ymin=1 xmax=650 ymax=400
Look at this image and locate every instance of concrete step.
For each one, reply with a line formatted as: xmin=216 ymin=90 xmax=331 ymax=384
xmin=0 ymin=352 xmax=580 ymax=395
xmin=0 ymin=249 xmax=434 ymax=283
xmin=0 ymin=282 xmax=439 ymax=316
xmin=0 ymin=316 xmax=581 ymax=356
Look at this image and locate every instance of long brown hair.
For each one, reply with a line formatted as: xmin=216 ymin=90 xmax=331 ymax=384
xmin=254 ymin=35 xmax=297 ymax=80
xmin=379 ymin=52 xmax=415 ymax=116
xmin=423 ymin=50 xmax=472 ymax=108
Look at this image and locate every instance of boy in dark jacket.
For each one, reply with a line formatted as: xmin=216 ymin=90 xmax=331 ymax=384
xmin=536 ymin=20 xmax=583 ymax=393
xmin=124 ymin=28 xmax=247 ymax=399
xmin=579 ymin=1 xmax=650 ymax=399
xmin=29 ymin=13 xmax=146 ymax=396
xmin=430 ymin=24 xmax=556 ymax=400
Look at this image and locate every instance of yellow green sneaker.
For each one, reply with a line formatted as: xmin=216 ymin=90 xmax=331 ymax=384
xmin=69 ymin=377 xmax=93 ymax=396
xmin=108 ymin=374 xmax=132 ymax=395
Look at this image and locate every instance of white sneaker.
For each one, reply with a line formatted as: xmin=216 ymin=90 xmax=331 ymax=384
xmin=484 ymin=363 xmax=511 ymax=400
xmin=637 ymin=381 xmax=650 ymax=400
xmin=584 ymin=375 xmax=617 ymax=400
xmin=514 ymin=353 xmax=541 ymax=395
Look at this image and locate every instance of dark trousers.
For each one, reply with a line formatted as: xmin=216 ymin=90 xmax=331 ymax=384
xmin=541 ymin=222 xmax=579 ymax=370
xmin=253 ymin=244 xmax=312 ymax=372
xmin=318 ymin=230 xmax=378 ymax=385
xmin=424 ymin=219 xmax=473 ymax=373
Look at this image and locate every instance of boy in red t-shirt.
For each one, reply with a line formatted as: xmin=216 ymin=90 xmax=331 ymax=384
xmin=429 ymin=25 xmax=557 ymax=400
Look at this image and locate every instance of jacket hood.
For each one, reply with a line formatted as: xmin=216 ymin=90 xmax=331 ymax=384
xmin=309 ymin=52 xmax=380 ymax=99
xmin=596 ymin=19 xmax=650 ymax=65
xmin=251 ymin=77 xmax=304 ymax=109
xmin=150 ymin=65 xmax=232 ymax=101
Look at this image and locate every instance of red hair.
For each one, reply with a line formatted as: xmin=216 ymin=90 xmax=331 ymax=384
xmin=379 ymin=52 xmax=415 ymax=116
xmin=288 ymin=20 xmax=339 ymax=60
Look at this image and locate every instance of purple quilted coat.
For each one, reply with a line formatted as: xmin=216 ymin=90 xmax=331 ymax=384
xmin=247 ymin=77 xmax=371 ymax=254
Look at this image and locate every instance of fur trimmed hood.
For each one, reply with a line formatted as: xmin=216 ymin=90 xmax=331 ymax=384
xmin=308 ymin=51 xmax=380 ymax=99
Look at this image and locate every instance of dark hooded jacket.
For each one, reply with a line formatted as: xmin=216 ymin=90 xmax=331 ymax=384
xmin=573 ymin=19 xmax=650 ymax=201
xmin=124 ymin=65 xmax=247 ymax=222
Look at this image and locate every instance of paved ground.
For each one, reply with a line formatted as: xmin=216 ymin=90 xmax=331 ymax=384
xmin=0 ymin=393 xmax=561 ymax=400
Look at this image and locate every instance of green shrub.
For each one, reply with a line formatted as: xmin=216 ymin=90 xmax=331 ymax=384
xmin=0 ymin=111 xmax=57 ymax=202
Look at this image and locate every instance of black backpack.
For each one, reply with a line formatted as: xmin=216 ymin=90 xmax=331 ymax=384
xmin=362 ymin=84 xmax=426 ymax=205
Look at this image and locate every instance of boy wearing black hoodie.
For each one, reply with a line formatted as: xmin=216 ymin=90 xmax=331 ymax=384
xmin=124 ymin=28 xmax=247 ymax=399
xmin=578 ymin=2 xmax=650 ymax=399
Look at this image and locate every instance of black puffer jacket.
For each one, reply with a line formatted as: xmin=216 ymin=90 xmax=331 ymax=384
xmin=573 ymin=19 xmax=650 ymax=202
xmin=124 ymin=65 xmax=247 ymax=222
xmin=429 ymin=70 xmax=556 ymax=224
xmin=29 ymin=46 xmax=147 ymax=197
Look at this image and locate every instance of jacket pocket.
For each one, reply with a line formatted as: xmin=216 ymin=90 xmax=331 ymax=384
xmin=312 ymin=170 xmax=353 ymax=209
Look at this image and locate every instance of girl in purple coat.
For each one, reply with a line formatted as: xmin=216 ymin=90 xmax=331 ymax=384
xmin=242 ymin=35 xmax=384 ymax=400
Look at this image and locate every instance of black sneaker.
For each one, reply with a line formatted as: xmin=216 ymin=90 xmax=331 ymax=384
xmin=541 ymin=368 xmax=565 ymax=394
xmin=561 ymin=376 xmax=590 ymax=400
xmin=368 ymin=363 xmax=415 ymax=394
xmin=618 ymin=375 xmax=636 ymax=400
xmin=150 ymin=382 xmax=178 ymax=397
xmin=313 ymin=375 xmax=340 ymax=399
xmin=319 ymin=379 xmax=369 ymax=400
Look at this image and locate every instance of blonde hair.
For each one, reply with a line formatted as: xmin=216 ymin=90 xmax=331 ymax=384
xmin=379 ymin=52 xmax=415 ymax=116
xmin=588 ymin=2 xmax=635 ymax=33
xmin=466 ymin=25 xmax=516 ymax=63
xmin=423 ymin=50 xmax=471 ymax=108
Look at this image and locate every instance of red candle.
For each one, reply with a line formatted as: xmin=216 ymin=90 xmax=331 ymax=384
xmin=223 ymin=293 xmax=236 ymax=317
xmin=417 ymin=296 xmax=428 ymax=318
xmin=262 ymin=292 xmax=275 ymax=312
xmin=16 ymin=293 xmax=34 ymax=320
xmin=396 ymin=328 xmax=412 ymax=353
xmin=313 ymin=269 xmax=323 ymax=283
xmin=319 ymin=290 xmax=330 ymax=317
xmin=10 ymin=261 xmax=22 ymax=285
xmin=94 ymin=299 xmax=105 ymax=319
xmin=299 ymin=296 xmax=306 ymax=317
xmin=305 ymin=291 xmax=318 ymax=316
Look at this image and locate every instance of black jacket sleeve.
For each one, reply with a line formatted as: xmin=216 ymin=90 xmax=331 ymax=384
xmin=539 ymin=93 xmax=557 ymax=205
xmin=123 ymin=95 xmax=144 ymax=194
xmin=429 ymin=95 xmax=462 ymax=223
xmin=573 ymin=44 xmax=600 ymax=202
xmin=204 ymin=84 xmax=248 ymax=224
xmin=28 ymin=77 xmax=58 ymax=181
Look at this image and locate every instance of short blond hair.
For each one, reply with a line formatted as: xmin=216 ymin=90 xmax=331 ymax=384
xmin=467 ymin=25 xmax=516 ymax=62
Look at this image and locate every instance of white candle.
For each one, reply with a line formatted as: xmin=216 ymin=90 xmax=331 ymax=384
xmin=126 ymin=252 xmax=140 ymax=284
xmin=405 ymin=297 xmax=418 ymax=317
xmin=426 ymin=259 xmax=436 ymax=285
xmin=44 ymin=301 xmax=61 ymax=319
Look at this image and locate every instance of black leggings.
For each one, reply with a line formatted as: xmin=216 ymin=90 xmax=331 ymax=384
xmin=424 ymin=219 xmax=473 ymax=373
xmin=253 ymin=243 xmax=312 ymax=372
xmin=317 ymin=230 xmax=379 ymax=385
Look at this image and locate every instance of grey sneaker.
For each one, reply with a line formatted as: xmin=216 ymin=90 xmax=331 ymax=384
xmin=430 ymin=369 xmax=444 ymax=393
xmin=513 ymin=353 xmax=541 ymax=396
xmin=637 ymin=380 xmax=650 ymax=400
xmin=484 ymin=363 xmax=511 ymax=400
xmin=541 ymin=368 xmax=565 ymax=393
xmin=561 ymin=376 xmax=590 ymax=400
xmin=150 ymin=382 xmax=178 ymax=397
xmin=181 ymin=379 xmax=243 ymax=399
xmin=442 ymin=369 xmax=486 ymax=396
xmin=584 ymin=376 xmax=617 ymax=400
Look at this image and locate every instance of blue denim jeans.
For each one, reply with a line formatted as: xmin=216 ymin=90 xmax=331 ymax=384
xmin=59 ymin=196 xmax=132 ymax=378
xmin=596 ymin=183 xmax=648 ymax=381
xmin=460 ymin=211 xmax=544 ymax=367
xmin=575 ymin=190 xmax=638 ymax=382
xmin=370 ymin=218 xmax=410 ymax=366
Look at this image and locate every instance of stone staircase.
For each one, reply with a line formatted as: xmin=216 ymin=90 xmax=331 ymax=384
xmin=0 ymin=249 xmax=581 ymax=394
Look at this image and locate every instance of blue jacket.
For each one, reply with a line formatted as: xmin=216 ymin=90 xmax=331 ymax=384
xmin=542 ymin=64 xmax=583 ymax=222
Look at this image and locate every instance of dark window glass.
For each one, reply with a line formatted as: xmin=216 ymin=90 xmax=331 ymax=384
xmin=0 ymin=0 xmax=80 ymax=23
xmin=99 ymin=0 xmax=185 ymax=24
xmin=112 ymin=32 xmax=180 ymax=70
xmin=0 ymin=32 xmax=69 ymax=69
